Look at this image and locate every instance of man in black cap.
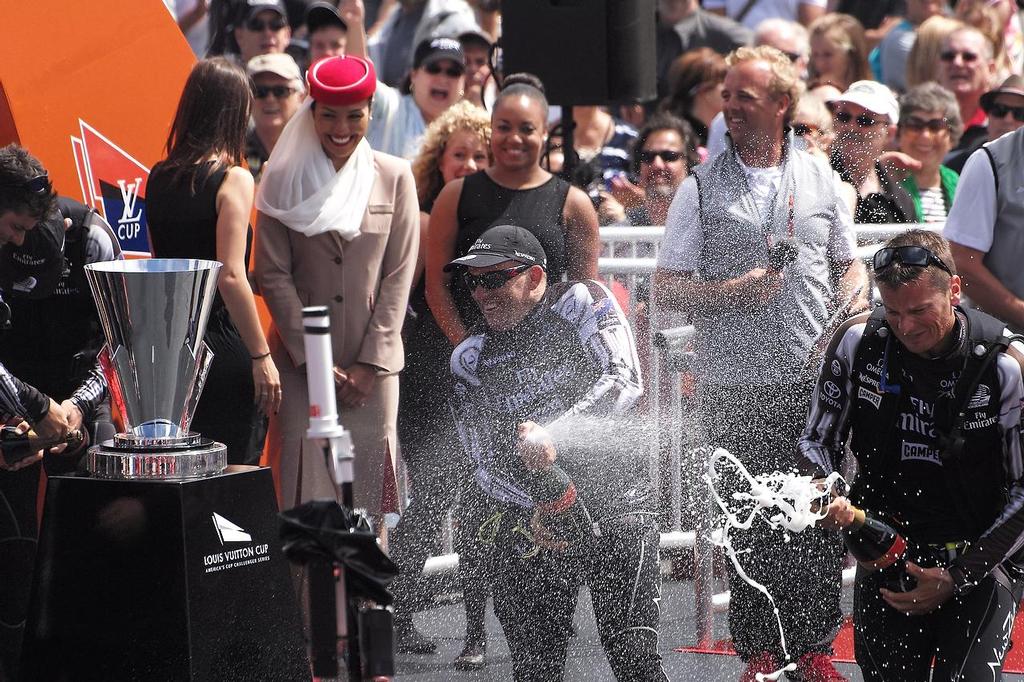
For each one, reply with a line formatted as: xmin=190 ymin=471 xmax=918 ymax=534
xmin=305 ymin=1 xmax=347 ymax=62
xmin=445 ymin=225 xmax=668 ymax=681
xmin=233 ymin=0 xmax=292 ymax=63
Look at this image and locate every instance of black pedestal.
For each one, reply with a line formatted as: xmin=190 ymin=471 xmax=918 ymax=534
xmin=21 ymin=468 xmax=309 ymax=681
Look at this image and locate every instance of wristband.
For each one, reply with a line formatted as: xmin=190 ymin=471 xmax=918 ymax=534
xmin=251 ymin=351 xmax=271 ymax=360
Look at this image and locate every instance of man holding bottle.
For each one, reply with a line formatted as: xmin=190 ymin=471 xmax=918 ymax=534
xmin=446 ymin=225 xmax=667 ymax=681
xmin=801 ymin=229 xmax=1024 ymax=680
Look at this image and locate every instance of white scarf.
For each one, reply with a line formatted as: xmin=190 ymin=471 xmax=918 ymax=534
xmin=255 ymin=99 xmax=375 ymax=239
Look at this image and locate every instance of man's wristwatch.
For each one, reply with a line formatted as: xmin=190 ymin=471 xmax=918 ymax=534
xmin=946 ymin=564 xmax=975 ymax=597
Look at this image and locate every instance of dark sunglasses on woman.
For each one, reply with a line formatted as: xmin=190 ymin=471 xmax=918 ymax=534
xmin=463 ymin=264 xmax=532 ymax=291
xmin=246 ymin=17 xmax=287 ymax=32
xmin=834 ymin=111 xmax=881 ymax=128
xmin=254 ymin=85 xmax=295 ymax=99
xmin=901 ymin=117 xmax=948 ymax=133
xmin=985 ymin=102 xmax=1024 ymax=122
xmin=792 ymin=123 xmax=820 ymax=137
xmin=424 ymin=63 xmax=464 ymax=79
xmin=872 ymin=246 xmax=953 ymax=276
xmin=638 ymin=150 xmax=684 ymax=164
xmin=0 ymin=174 xmax=49 ymax=194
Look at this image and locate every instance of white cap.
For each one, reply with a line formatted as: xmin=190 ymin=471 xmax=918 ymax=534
xmin=831 ymin=80 xmax=899 ymax=125
xmin=247 ymin=53 xmax=303 ymax=86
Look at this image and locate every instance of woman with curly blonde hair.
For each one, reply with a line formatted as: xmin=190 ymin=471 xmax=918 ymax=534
xmin=392 ymin=98 xmax=494 ymax=670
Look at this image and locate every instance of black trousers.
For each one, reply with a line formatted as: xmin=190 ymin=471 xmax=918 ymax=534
xmin=700 ymin=380 xmax=845 ymax=662
xmin=391 ymin=320 xmax=490 ymax=628
xmin=485 ymin=508 xmax=669 ymax=681
xmin=855 ymin=563 xmax=1022 ymax=681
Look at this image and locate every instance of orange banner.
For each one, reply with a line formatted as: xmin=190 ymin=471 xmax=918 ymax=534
xmin=0 ymin=1 xmax=196 ymax=255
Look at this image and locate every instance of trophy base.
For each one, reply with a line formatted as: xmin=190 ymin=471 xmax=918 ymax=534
xmin=85 ymin=433 xmax=227 ymax=479
xmin=21 ymin=467 xmax=309 ymax=681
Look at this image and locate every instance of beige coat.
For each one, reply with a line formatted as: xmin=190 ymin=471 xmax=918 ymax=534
xmin=255 ymin=151 xmax=419 ymax=513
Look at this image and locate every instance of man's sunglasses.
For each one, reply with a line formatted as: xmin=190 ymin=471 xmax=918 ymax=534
xmin=246 ymin=17 xmax=287 ymax=32
xmin=423 ymin=63 xmax=464 ymax=78
xmin=902 ymin=116 xmax=949 ymax=133
xmin=0 ymin=174 xmax=50 ymax=194
xmin=463 ymin=264 xmax=531 ymax=290
xmin=638 ymin=149 xmax=684 ymax=164
xmin=873 ymin=246 xmax=953 ymax=276
xmin=985 ymin=102 xmax=1024 ymax=122
xmin=792 ymin=123 xmax=820 ymax=137
xmin=834 ymin=111 xmax=882 ymax=128
xmin=254 ymin=85 xmax=295 ymax=99
xmin=781 ymin=50 xmax=802 ymax=64
xmin=939 ymin=50 xmax=980 ymax=63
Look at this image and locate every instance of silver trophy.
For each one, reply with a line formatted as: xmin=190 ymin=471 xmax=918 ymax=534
xmin=83 ymin=258 xmax=227 ymax=479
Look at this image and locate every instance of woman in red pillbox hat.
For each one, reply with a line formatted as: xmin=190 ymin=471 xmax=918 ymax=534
xmin=254 ymin=53 xmax=419 ymax=542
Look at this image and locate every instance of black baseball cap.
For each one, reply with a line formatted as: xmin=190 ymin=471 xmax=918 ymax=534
xmin=242 ymin=0 xmax=287 ymax=23
xmin=444 ymin=225 xmax=547 ymax=271
xmin=413 ymin=37 xmax=465 ymax=72
xmin=306 ymin=1 xmax=346 ymax=33
xmin=0 ymin=210 xmax=65 ymax=300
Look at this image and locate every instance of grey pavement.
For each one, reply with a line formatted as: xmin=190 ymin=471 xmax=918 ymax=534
xmin=396 ymin=579 xmax=1024 ymax=681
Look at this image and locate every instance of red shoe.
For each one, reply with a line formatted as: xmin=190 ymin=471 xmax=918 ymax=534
xmin=739 ymin=651 xmax=781 ymax=682
xmin=795 ymin=652 xmax=848 ymax=682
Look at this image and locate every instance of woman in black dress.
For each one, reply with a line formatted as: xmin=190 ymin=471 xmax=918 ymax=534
xmin=146 ymin=57 xmax=281 ymax=465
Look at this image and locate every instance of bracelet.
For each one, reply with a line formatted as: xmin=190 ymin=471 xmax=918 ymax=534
xmin=251 ymin=351 xmax=271 ymax=360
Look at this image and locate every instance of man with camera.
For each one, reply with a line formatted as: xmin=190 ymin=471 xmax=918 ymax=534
xmin=447 ymin=225 xmax=667 ymax=681
xmin=653 ymin=45 xmax=866 ymax=681
xmin=803 ymin=230 xmax=1024 ymax=680
xmin=0 ymin=143 xmax=116 ymax=681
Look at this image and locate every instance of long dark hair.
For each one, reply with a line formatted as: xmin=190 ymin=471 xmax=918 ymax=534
xmin=162 ymin=57 xmax=252 ymax=186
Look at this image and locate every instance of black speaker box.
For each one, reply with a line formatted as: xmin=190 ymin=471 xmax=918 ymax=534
xmin=502 ymin=0 xmax=657 ymax=105
xmin=20 ymin=468 xmax=309 ymax=681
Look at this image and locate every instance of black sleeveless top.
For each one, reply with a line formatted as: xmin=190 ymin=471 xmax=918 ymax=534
xmin=453 ymin=171 xmax=571 ymax=327
xmin=146 ymin=161 xmax=253 ymax=313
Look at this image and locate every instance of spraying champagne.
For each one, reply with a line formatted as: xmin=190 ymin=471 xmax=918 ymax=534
xmin=842 ymin=506 xmax=916 ymax=592
xmin=518 ymin=421 xmax=596 ymax=550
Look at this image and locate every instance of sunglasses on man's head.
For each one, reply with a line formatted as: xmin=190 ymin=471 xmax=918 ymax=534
xmin=834 ymin=110 xmax=881 ymax=128
xmin=939 ymin=49 xmax=980 ymax=63
xmin=463 ymin=264 xmax=532 ymax=291
xmin=781 ymin=51 xmax=802 ymax=63
xmin=424 ymin=63 xmax=463 ymax=78
xmin=985 ymin=102 xmax=1024 ymax=122
xmin=246 ymin=17 xmax=287 ymax=32
xmin=254 ymin=85 xmax=295 ymax=99
xmin=0 ymin=174 xmax=50 ymax=194
xmin=638 ymin=149 xmax=684 ymax=164
xmin=902 ymin=116 xmax=948 ymax=133
xmin=873 ymin=246 xmax=953 ymax=276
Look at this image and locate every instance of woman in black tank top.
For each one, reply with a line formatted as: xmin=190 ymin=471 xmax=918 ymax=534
xmin=145 ymin=58 xmax=281 ymax=465
xmin=425 ymin=73 xmax=600 ymax=345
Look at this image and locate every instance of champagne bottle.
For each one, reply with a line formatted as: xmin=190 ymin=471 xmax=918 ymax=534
xmin=0 ymin=426 xmax=84 ymax=464
xmin=843 ymin=506 xmax=916 ymax=591
xmin=525 ymin=464 xmax=596 ymax=550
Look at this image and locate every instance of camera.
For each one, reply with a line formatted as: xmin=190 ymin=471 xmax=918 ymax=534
xmin=767 ymin=237 xmax=799 ymax=272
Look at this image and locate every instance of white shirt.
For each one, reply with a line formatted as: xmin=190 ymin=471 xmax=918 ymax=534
xmin=368 ymin=83 xmax=427 ymax=160
xmin=943 ymin=148 xmax=997 ymax=252
xmin=701 ymin=0 xmax=826 ymax=30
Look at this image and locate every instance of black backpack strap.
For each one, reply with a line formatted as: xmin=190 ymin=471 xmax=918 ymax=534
xmin=933 ymin=310 xmax=1013 ymax=535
